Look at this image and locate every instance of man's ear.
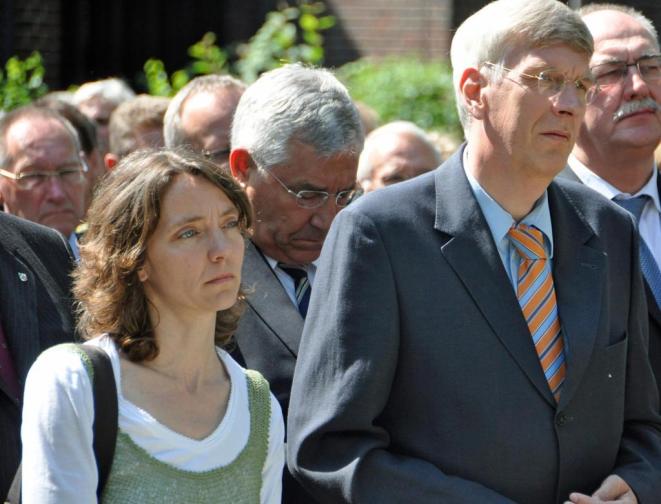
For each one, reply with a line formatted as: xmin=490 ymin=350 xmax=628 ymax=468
xmin=104 ymin=153 xmax=119 ymax=170
xmin=459 ymin=67 xmax=487 ymax=121
xmin=229 ymin=148 xmax=252 ymax=185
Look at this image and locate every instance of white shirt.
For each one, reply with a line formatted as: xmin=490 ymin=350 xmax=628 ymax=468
xmin=263 ymin=254 xmax=317 ymax=309
xmin=568 ymin=155 xmax=661 ymax=268
xmin=21 ymin=336 xmax=284 ymax=504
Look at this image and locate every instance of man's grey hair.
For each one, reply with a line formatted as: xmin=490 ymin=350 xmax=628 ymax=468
xmin=450 ymin=0 xmax=593 ymax=135
xmin=73 ymin=78 xmax=136 ymax=107
xmin=578 ymin=3 xmax=659 ymax=51
xmin=0 ymin=106 xmax=82 ymax=169
xmin=231 ymin=63 xmax=364 ymax=169
xmin=163 ymin=74 xmax=246 ymax=148
xmin=357 ymin=121 xmax=441 ymax=182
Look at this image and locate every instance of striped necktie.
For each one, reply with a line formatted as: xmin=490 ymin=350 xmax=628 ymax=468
xmin=278 ymin=265 xmax=311 ymax=318
xmin=614 ymin=196 xmax=661 ymax=309
xmin=508 ymin=224 xmax=566 ymax=402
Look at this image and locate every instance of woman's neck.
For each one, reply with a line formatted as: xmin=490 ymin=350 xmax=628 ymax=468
xmin=142 ymin=311 xmax=222 ymax=393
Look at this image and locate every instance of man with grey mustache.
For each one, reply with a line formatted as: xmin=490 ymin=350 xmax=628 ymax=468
xmin=565 ymin=4 xmax=661 ymax=398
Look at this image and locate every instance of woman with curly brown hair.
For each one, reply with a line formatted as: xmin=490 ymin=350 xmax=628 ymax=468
xmin=20 ymin=149 xmax=284 ymax=503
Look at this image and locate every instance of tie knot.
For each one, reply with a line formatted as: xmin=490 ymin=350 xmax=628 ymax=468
xmin=508 ymin=224 xmax=547 ymax=260
xmin=278 ymin=264 xmax=308 ymax=283
xmin=614 ymin=195 xmax=649 ymax=223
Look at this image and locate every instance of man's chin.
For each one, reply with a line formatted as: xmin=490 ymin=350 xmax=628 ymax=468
xmin=279 ymin=242 xmax=323 ymax=266
xmin=39 ymin=216 xmax=76 ymax=237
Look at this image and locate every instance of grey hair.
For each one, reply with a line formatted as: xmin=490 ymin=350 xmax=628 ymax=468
xmin=357 ymin=121 xmax=441 ymax=181
xmin=73 ymin=78 xmax=136 ymax=107
xmin=578 ymin=3 xmax=659 ymax=51
xmin=230 ymin=63 xmax=364 ymax=169
xmin=163 ymin=74 xmax=246 ymax=148
xmin=0 ymin=106 xmax=83 ymax=169
xmin=450 ymin=0 xmax=593 ymax=135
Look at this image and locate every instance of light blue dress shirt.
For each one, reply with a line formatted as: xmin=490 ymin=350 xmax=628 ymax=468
xmin=462 ymin=160 xmax=554 ymax=291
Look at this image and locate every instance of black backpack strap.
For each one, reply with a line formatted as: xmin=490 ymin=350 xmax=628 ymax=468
xmin=5 ymin=344 xmax=118 ymax=504
xmin=77 ymin=344 xmax=118 ymax=499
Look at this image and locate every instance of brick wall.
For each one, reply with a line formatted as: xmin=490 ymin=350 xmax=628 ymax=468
xmin=324 ymin=0 xmax=453 ymax=66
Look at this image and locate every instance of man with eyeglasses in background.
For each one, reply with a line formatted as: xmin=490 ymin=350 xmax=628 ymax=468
xmin=164 ymin=74 xmax=246 ymax=171
xmin=0 ymin=107 xmax=88 ymax=260
xmin=286 ymin=1 xmax=661 ymax=502
xmin=562 ymin=4 xmax=661 ymax=399
xmin=228 ymin=63 xmax=363 ymax=504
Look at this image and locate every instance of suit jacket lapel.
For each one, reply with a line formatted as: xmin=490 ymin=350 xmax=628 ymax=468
xmin=434 ymin=148 xmax=555 ymax=406
xmin=241 ymin=240 xmax=304 ymax=356
xmin=548 ymin=182 xmax=605 ymax=409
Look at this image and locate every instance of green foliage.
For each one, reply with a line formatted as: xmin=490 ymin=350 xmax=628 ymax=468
xmin=234 ymin=2 xmax=334 ymax=83
xmin=336 ymin=57 xmax=462 ymax=137
xmin=143 ymin=32 xmax=228 ymax=96
xmin=142 ymin=2 xmax=335 ymax=96
xmin=0 ymin=52 xmax=48 ymax=111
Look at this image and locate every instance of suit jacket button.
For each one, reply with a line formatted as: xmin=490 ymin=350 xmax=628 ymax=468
xmin=556 ymin=413 xmax=567 ymax=426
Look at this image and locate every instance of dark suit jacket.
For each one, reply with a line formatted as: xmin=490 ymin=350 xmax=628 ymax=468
xmin=559 ymin=166 xmax=661 ymax=396
xmin=288 ymin=147 xmax=661 ymax=503
xmin=0 ymin=213 xmax=75 ymax=500
xmin=231 ymin=240 xmax=314 ymax=503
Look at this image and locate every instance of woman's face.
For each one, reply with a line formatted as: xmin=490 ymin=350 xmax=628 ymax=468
xmin=138 ymin=173 xmax=245 ymax=321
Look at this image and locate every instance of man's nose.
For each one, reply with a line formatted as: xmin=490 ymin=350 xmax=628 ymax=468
xmin=309 ymin=197 xmax=341 ymax=230
xmin=43 ymin=175 xmax=68 ymax=201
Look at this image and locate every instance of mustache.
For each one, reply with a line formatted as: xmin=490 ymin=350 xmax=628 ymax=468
xmin=613 ymin=98 xmax=659 ymax=122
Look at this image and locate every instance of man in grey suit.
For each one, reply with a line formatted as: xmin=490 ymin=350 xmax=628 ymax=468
xmin=563 ymin=4 xmax=661 ymax=394
xmin=287 ymin=0 xmax=661 ymax=502
xmin=228 ymin=63 xmax=363 ymax=502
xmin=0 ymin=213 xmax=75 ymax=500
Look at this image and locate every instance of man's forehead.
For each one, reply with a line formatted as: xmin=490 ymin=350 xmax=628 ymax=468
xmin=7 ymin=117 xmax=77 ymax=164
xmin=506 ymin=43 xmax=589 ymax=67
xmin=585 ymin=11 xmax=659 ymax=57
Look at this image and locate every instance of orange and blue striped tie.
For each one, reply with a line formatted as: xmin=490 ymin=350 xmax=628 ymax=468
xmin=508 ymin=224 xmax=566 ymax=402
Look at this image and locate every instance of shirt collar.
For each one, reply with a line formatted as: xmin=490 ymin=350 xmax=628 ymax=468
xmin=463 ymin=149 xmax=554 ymax=257
xmin=568 ymin=154 xmax=660 ymax=213
xmin=263 ymin=253 xmax=318 ymax=274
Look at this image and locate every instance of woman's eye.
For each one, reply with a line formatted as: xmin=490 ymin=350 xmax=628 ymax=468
xmin=179 ymin=229 xmax=198 ymax=239
xmin=223 ymin=219 xmax=240 ymax=230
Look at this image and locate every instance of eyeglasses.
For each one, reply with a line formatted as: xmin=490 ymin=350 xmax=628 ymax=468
xmin=483 ymin=62 xmax=597 ymax=103
xmin=202 ymin=147 xmax=231 ymax=165
xmin=0 ymin=158 xmax=89 ymax=191
xmin=262 ymin=168 xmax=358 ymax=209
xmin=590 ymin=54 xmax=661 ymax=88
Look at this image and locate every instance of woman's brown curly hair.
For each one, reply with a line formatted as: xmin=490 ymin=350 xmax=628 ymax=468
xmin=72 ymin=148 xmax=253 ymax=362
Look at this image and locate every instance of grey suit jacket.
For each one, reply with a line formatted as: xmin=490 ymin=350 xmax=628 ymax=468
xmin=231 ymin=240 xmax=315 ymax=503
xmin=288 ymin=147 xmax=661 ymax=503
xmin=0 ymin=213 xmax=75 ymax=500
xmin=559 ymin=165 xmax=661 ymax=397
xmin=232 ymin=240 xmax=303 ymax=417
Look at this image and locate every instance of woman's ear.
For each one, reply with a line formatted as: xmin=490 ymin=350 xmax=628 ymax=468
xmin=137 ymin=268 xmax=148 ymax=283
xmin=459 ymin=67 xmax=488 ymax=121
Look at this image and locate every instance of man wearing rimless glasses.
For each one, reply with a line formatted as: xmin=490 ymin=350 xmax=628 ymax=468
xmin=564 ymin=4 xmax=661 ymax=401
xmin=228 ymin=64 xmax=363 ymax=503
xmin=287 ymin=0 xmax=661 ymax=503
xmin=0 ymin=107 xmax=88 ymax=259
